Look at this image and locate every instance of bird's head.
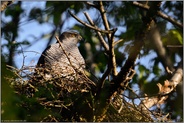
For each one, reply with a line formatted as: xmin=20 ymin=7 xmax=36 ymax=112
xmin=58 ymin=31 xmax=84 ymax=45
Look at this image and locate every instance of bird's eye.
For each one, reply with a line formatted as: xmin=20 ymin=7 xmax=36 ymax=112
xmin=71 ymin=34 xmax=76 ymax=38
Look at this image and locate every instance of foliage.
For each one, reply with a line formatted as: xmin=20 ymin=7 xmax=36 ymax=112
xmin=1 ymin=1 xmax=183 ymax=122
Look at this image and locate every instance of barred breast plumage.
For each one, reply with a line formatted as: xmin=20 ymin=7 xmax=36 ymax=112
xmin=35 ymin=31 xmax=85 ymax=79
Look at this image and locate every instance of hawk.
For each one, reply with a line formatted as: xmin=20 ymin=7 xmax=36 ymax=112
xmin=34 ymin=31 xmax=86 ymax=82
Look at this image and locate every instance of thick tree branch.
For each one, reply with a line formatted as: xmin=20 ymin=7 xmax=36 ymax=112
xmin=133 ymin=1 xmax=183 ymax=29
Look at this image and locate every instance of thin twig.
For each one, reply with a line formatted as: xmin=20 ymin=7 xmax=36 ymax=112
xmin=114 ymin=39 xmax=124 ymax=46
xmin=166 ymin=45 xmax=183 ymax=48
xmin=18 ymin=43 xmax=27 ymax=75
xmin=132 ymin=1 xmax=183 ymax=29
xmin=56 ymin=36 xmax=96 ymax=86
xmin=55 ymin=36 xmax=73 ymax=68
xmin=83 ymin=12 xmax=109 ymax=52
xmin=157 ymin=11 xmax=183 ymax=29
xmin=132 ymin=1 xmax=149 ymax=9
xmin=68 ymin=10 xmax=115 ymax=34
xmin=85 ymin=2 xmax=98 ymax=9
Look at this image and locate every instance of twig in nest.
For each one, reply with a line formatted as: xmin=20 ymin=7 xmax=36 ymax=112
xmin=55 ymin=36 xmax=73 ymax=68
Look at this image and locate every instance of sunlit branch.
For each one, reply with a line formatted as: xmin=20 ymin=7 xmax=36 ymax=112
xmin=114 ymin=39 xmax=124 ymax=46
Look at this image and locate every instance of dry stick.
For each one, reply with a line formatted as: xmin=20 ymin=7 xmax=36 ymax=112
xmin=68 ymin=10 xmax=115 ymax=34
xmin=98 ymin=1 xmax=118 ymax=76
xmin=110 ymin=30 xmax=118 ymax=77
xmin=132 ymin=1 xmax=183 ymax=29
xmin=55 ymin=36 xmax=96 ymax=86
xmin=55 ymin=36 xmax=73 ymax=69
xmin=55 ymin=36 xmax=82 ymax=76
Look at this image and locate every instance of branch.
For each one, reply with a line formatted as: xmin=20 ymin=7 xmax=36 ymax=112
xmin=113 ymin=39 xmax=124 ymax=46
xmin=68 ymin=10 xmax=115 ymax=34
xmin=85 ymin=2 xmax=98 ymax=9
xmin=109 ymin=29 xmax=118 ymax=76
xmin=158 ymin=11 xmax=183 ymax=29
xmin=55 ymin=36 xmax=73 ymax=68
xmin=132 ymin=1 xmax=150 ymax=10
xmin=140 ymin=60 xmax=183 ymax=110
xmin=83 ymin=12 xmax=109 ymax=52
xmin=99 ymin=1 xmax=111 ymax=41
xmin=98 ymin=1 xmax=118 ymax=76
xmin=133 ymin=1 xmax=183 ymax=29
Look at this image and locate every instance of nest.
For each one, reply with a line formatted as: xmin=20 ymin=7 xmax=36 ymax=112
xmin=4 ymin=65 xmax=169 ymax=122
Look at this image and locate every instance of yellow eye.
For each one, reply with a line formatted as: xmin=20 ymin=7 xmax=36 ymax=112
xmin=71 ymin=34 xmax=76 ymax=38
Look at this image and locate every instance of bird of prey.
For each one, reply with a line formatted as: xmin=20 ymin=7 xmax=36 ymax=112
xmin=34 ymin=31 xmax=86 ymax=81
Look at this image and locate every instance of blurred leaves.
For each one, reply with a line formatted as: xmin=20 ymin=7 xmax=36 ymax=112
xmin=1 ymin=56 xmax=18 ymax=120
xmin=162 ymin=29 xmax=183 ymax=45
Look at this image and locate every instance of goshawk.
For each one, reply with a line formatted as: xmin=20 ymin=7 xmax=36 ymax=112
xmin=35 ymin=31 xmax=86 ymax=81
